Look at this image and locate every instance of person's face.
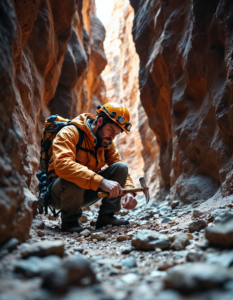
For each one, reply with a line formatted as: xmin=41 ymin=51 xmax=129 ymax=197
xmin=96 ymin=118 xmax=121 ymax=147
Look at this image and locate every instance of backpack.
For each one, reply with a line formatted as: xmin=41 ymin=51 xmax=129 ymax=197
xmin=37 ymin=114 xmax=85 ymax=216
xmin=37 ymin=114 xmax=108 ymax=217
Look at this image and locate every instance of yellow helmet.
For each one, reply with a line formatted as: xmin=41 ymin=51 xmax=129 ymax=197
xmin=96 ymin=102 xmax=132 ymax=134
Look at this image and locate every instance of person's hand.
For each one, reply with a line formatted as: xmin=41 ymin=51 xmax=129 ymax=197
xmin=121 ymin=193 xmax=138 ymax=210
xmin=100 ymin=179 xmax=123 ymax=198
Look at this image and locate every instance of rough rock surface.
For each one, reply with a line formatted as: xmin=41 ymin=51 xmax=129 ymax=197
xmin=164 ymin=263 xmax=230 ymax=292
xmin=131 ymin=229 xmax=171 ymax=250
xmin=0 ymin=0 xmax=107 ymax=244
xmin=205 ymin=219 xmax=233 ymax=248
xmin=169 ymin=232 xmax=190 ymax=251
xmin=130 ymin=0 xmax=233 ymax=202
xmin=102 ymin=0 xmax=160 ymax=195
xmin=0 ymin=0 xmax=33 ymax=244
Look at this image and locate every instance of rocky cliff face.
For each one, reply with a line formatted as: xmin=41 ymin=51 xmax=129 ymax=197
xmin=102 ymin=0 xmax=160 ymax=195
xmin=130 ymin=0 xmax=233 ymax=203
xmin=0 ymin=0 xmax=106 ymax=244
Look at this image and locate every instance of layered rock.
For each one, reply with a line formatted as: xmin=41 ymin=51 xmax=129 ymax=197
xmin=130 ymin=0 xmax=233 ymax=202
xmin=0 ymin=0 xmax=106 ymax=244
xmin=102 ymin=0 xmax=160 ymax=195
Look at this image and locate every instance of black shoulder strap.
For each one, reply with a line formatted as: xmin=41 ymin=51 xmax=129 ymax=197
xmin=68 ymin=125 xmax=96 ymax=156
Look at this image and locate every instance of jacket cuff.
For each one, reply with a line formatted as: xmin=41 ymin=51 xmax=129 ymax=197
xmin=90 ymin=173 xmax=103 ymax=191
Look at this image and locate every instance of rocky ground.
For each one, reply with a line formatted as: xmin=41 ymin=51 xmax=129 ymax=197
xmin=1 ymin=195 xmax=233 ymax=300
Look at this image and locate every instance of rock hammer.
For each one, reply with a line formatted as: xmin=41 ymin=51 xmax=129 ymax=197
xmin=97 ymin=177 xmax=150 ymax=204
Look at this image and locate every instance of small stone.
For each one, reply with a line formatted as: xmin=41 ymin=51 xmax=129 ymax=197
xmin=162 ymin=217 xmax=172 ymax=223
xmin=117 ymin=235 xmax=127 ymax=242
xmin=42 ymin=253 xmax=96 ymax=292
xmin=31 ymin=218 xmax=45 ymax=230
xmin=36 ymin=230 xmax=45 ymax=237
xmin=121 ymin=246 xmax=134 ymax=254
xmin=126 ymin=231 xmax=135 ymax=239
xmin=171 ymin=201 xmax=179 ymax=209
xmin=80 ymin=229 xmax=91 ymax=237
xmin=131 ymin=230 xmax=171 ymax=251
xmin=21 ymin=241 xmax=64 ymax=258
xmin=121 ymin=273 xmax=139 ymax=284
xmin=155 ymin=248 xmax=162 ymax=253
xmin=92 ymin=239 xmax=98 ymax=243
xmin=90 ymin=220 xmax=96 ymax=226
xmin=91 ymin=232 xmax=107 ymax=241
xmin=106 ymin=224 xmax=112 ymax=229
xmin=74 ymin=247 xmax=84 ymax=253
xmin=188 ymin=219 xmax=207 ymax=233
xmin=192 ymin=209 xmax=204 ymax=218
xmin=164 ymin=263 xmax=230 ymax=292
xmin=76 ymin=237 xmax=85 ymax=242
xmin=168 ymin=233 xmax=190 ymax=250
xmin=120 ymin=256 xmax=137 ymax=268
xmin=186 ymin=233 xmax=193 ymax=239
xmin=47 ymin=215 xmax=57 ymax=221
xmin=186 ymin=251 xmax=203 ymax=262
xmin=205 ymin=220 xmax=233 ymax=248
xmin=79 ymin=215 xmax=88 ymax=223
xmin=158 ymin=260 xmax=175 ymax=271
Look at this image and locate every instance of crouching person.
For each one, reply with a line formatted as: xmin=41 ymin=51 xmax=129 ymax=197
xmin=48 ymin=103 xmax=138 ymax=233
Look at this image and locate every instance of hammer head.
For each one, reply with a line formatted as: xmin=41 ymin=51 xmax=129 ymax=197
xmin=139 ymin=177 xmax=150 ymax=204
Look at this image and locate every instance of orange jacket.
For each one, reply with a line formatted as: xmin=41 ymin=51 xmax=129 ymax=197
xmin=48 ymin=113 xmax=135 ymax=191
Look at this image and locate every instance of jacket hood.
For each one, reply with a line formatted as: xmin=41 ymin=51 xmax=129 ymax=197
xmin=71 ymin=113 xmax=100 ymax=146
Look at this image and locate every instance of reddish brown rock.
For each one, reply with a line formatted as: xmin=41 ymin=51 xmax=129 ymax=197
xmin=0 ymin=0 xmax=32 ymax=244
xmin=130 ymin=0 xmax=233 ymax=202
xmin=1 ymin=0 xmax=107 ymax=244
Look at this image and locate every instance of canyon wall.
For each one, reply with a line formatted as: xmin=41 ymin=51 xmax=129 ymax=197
xmin=130 ymin=0 xmax=233 ymax=203
xmin=102 ymin=0 xmax=160 ymax=195
xmin=0 ymin=0 xmax=106 ymax=244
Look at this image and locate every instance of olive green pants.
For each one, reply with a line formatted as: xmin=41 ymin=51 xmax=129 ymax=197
xmin=50 ymin=162 xmax=128 ymax=222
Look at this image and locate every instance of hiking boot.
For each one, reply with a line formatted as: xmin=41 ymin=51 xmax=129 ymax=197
xmin=95 ymin=213 xmax=129 ymax=230
xmin=61 ymin=220 xmax=84 ymax=233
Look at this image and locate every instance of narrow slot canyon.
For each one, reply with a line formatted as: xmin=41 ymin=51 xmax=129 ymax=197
xmin=0 ymin=0 xmax=233 ymax=299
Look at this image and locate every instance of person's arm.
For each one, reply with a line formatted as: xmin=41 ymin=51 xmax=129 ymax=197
xmin=105 ymin=142 xmax=136 ymax=191
xmin=53 ymin=126 xmax=103 ymax=190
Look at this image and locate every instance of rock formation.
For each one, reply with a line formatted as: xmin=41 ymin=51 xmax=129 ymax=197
xmin=0 ymin=0 xmax=106 ymax=244
xmin=102 ymin=0 xmax=160 ymax=195
xmin=130 ymin=0 xmax=233 ymax=202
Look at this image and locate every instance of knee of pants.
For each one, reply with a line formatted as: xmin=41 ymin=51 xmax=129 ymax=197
xmin=112 ymin=162 xmax=128 ymax=175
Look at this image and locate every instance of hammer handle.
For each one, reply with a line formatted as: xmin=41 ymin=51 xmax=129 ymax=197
xmin=97 ymin=188 xmax=143 ymax=198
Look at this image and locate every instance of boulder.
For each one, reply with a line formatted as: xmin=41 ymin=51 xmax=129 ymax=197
xmin=131 ymin=230 xmax=171 ymax=250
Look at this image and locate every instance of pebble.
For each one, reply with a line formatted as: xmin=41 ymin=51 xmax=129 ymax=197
xmin=120 ymin=256 xmax=137 ymax=268
xmin=188 ymin=219 xmax=207 ymax=233
xmin=80 ymin=229 xmax=91 ymax=237
xmin=90 ymin=220 xmax=96 ymax=226
xmin=205 ymin=220 xmax=233 ymax=248
xmin=36 ymin=230 xmax=45 ymax=237
xmin=21 ymin=241 xmax=64 ymax=258
xmin=79 ymin=215 xmax=88 ymax=223
xmin=91 ymin=232 xmax=107 ymax=241
xmin=168 ymin=232 xmax=190 ymax=250
xmin=132 ymin=230 xmax=171 ymax=250
xmin=117 ymin=235 xmax=127 ymax=242
xmin=120 ymin=245 xmax=134 ymax=254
